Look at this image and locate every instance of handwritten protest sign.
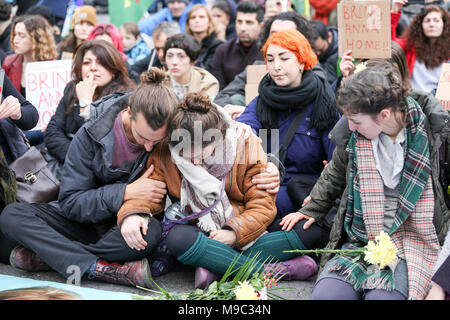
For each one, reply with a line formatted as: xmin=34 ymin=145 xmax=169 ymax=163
xmin=25 ymin=60 xmax=72 ymax=130
xmin=338 ymin=0 xmax=391 ymax=59
xmin=436 ymin=63 xmax=450 ymax=110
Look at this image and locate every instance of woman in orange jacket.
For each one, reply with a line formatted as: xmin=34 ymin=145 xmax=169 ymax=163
xmin=118 ymin=92 xmax=323 ymax=289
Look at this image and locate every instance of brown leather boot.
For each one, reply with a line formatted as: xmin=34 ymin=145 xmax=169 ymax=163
xmin=9 ymin=246 xmax=51 ymax=271
xmin=88 ymin=258 xmax=153 ymax=289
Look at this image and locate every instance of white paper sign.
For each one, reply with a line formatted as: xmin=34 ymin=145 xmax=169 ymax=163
xmin=25 ymin=60 xmax=72 ymax=130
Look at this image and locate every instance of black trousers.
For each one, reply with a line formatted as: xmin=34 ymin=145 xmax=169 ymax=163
xmin=0 ymin=202 xmax=161 ymax=279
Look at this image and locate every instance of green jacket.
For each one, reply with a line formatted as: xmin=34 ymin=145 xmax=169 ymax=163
xmin=300 ymin=90 xmax=450 ymax=270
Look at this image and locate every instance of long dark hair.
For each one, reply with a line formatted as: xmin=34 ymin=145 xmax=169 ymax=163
xmin=66 ymin=39 xmax=135 ymax=114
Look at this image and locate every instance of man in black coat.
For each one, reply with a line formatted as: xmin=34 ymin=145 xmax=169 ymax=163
xmin=0 ymin=92 xmax=170 ymax=289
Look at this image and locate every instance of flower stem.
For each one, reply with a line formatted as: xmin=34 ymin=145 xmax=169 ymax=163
xmin=283 ymin=248 xmax=365 ymax=255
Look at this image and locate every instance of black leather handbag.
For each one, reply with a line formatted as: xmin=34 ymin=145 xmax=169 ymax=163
xmin=8 ymin=146 xmax=60 ymax=203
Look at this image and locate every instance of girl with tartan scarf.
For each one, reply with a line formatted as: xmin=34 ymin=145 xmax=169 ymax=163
xmin=284 ymin=60 xmax=445 ymax=300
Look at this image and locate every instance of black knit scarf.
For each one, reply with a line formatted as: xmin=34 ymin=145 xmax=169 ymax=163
xmin=256 ymin=69 xmax=338 ymax=133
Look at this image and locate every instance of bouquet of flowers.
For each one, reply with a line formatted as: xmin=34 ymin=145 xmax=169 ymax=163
xmin=283 ymin=231 xmax=397 ymax=270
xmin=133 ymin=253 xmax=288 ymax=300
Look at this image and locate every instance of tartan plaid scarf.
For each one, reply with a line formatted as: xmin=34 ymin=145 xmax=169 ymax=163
xmin=330 ymin=97 xmax=440 ymax=300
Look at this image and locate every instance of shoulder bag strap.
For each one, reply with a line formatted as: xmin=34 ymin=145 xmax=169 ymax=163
xmin=276 ymin=108 xmax=308 ymax=164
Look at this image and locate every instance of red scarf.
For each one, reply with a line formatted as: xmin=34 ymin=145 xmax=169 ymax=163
xmin=309 ymin=0 xmax=339 ymax=25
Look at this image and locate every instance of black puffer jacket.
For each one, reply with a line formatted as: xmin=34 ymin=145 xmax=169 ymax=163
xmin=58 ymin=92 xmax=149 ymax=227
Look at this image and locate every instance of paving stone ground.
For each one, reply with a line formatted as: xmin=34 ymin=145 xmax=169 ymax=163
xmin=0 ymin=262 xmax=315 ymax=300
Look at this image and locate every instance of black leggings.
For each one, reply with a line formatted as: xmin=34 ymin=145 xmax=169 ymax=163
xmin=166 ymin=218 xmax=330 ymax=258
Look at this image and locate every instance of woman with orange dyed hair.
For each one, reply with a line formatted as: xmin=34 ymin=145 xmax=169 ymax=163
xmin=236 ymin=29 xmax=339 ymax=227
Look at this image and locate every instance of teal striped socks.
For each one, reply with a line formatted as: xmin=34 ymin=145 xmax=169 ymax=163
xmin=177 ymin=230 xmax=306 ymax=275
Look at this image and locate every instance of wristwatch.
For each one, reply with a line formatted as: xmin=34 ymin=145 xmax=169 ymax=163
xmin=79 ymin=99 xmax=92 ymax=108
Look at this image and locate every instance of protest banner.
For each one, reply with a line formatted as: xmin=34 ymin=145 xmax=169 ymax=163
xmin=436 ymin=63 xmax=450 ymax=110
xmin=25 ymin=60 xmax=72 ymax=130
xmin=245 ymin=64 xmax=267 ymax=105
xmin=337 ymin=0 xmax=391 ymax=59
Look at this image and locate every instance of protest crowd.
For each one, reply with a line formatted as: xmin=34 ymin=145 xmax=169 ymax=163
xmin=0 ymin=0 xmax=449 ymax=300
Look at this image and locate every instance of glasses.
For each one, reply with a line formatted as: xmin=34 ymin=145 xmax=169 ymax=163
xmin=93 ymin=25 xmax=115 ymax=35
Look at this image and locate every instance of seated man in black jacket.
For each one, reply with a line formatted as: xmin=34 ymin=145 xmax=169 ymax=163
xmin=0 ymin=70 xmax=175 ymax=289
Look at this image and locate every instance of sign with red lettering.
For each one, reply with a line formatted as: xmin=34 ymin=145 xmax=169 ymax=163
xmin=25 ymin=60 xmax=72 ymax=130
xmin=338 ymin=0 xmax=391 ymax=59
xmin=436 ymin=63 xmax=450 ymax=110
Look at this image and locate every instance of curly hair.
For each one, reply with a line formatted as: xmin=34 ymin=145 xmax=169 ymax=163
xmin=10 ymin=14 xmax=57 ymax=61
xmin=403 ymin=5 xmax=450 ymax=69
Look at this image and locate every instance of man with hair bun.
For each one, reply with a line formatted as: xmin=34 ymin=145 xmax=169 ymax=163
xmin=0 ymin=69 xmax=177 ymax=289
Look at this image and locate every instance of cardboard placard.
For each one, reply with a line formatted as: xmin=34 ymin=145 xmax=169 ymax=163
xmin=246 ymin=64 xmax=267 ymax=84
xmin=245 ymin=84 xmax=259 ymax=106
xmin=338 ymin=0 xmax=391 ymax=59
xmin=25 ymin=60 xmax=72 ymax=130
xmin=245 ymin=64 xmax=267 ymax=105
xmin=436 ymin=63 xmax=450 ymax=110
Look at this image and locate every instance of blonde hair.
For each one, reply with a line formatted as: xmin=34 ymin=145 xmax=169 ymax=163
xmin=11 ymin=14 xmax=57 ymax=61
xmin=185 ymin=4 xmax=217 ymax=37
xmin=0 ymin=286 xmax=82 ymax=300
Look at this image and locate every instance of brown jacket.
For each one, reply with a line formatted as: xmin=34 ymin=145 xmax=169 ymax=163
xmin=117 ymin=134 xmax=277 ymax=249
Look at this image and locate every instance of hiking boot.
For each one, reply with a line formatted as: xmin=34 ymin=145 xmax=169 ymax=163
xmin=265 ymin=255 xmax=318 ymax=281
xmin=88 ymin=258 xmax=153 ymax=289
xmin=194 ymin=267 xmax=221 ymax=289
xmin=9 ymin=246 xmax=51 ymax=272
